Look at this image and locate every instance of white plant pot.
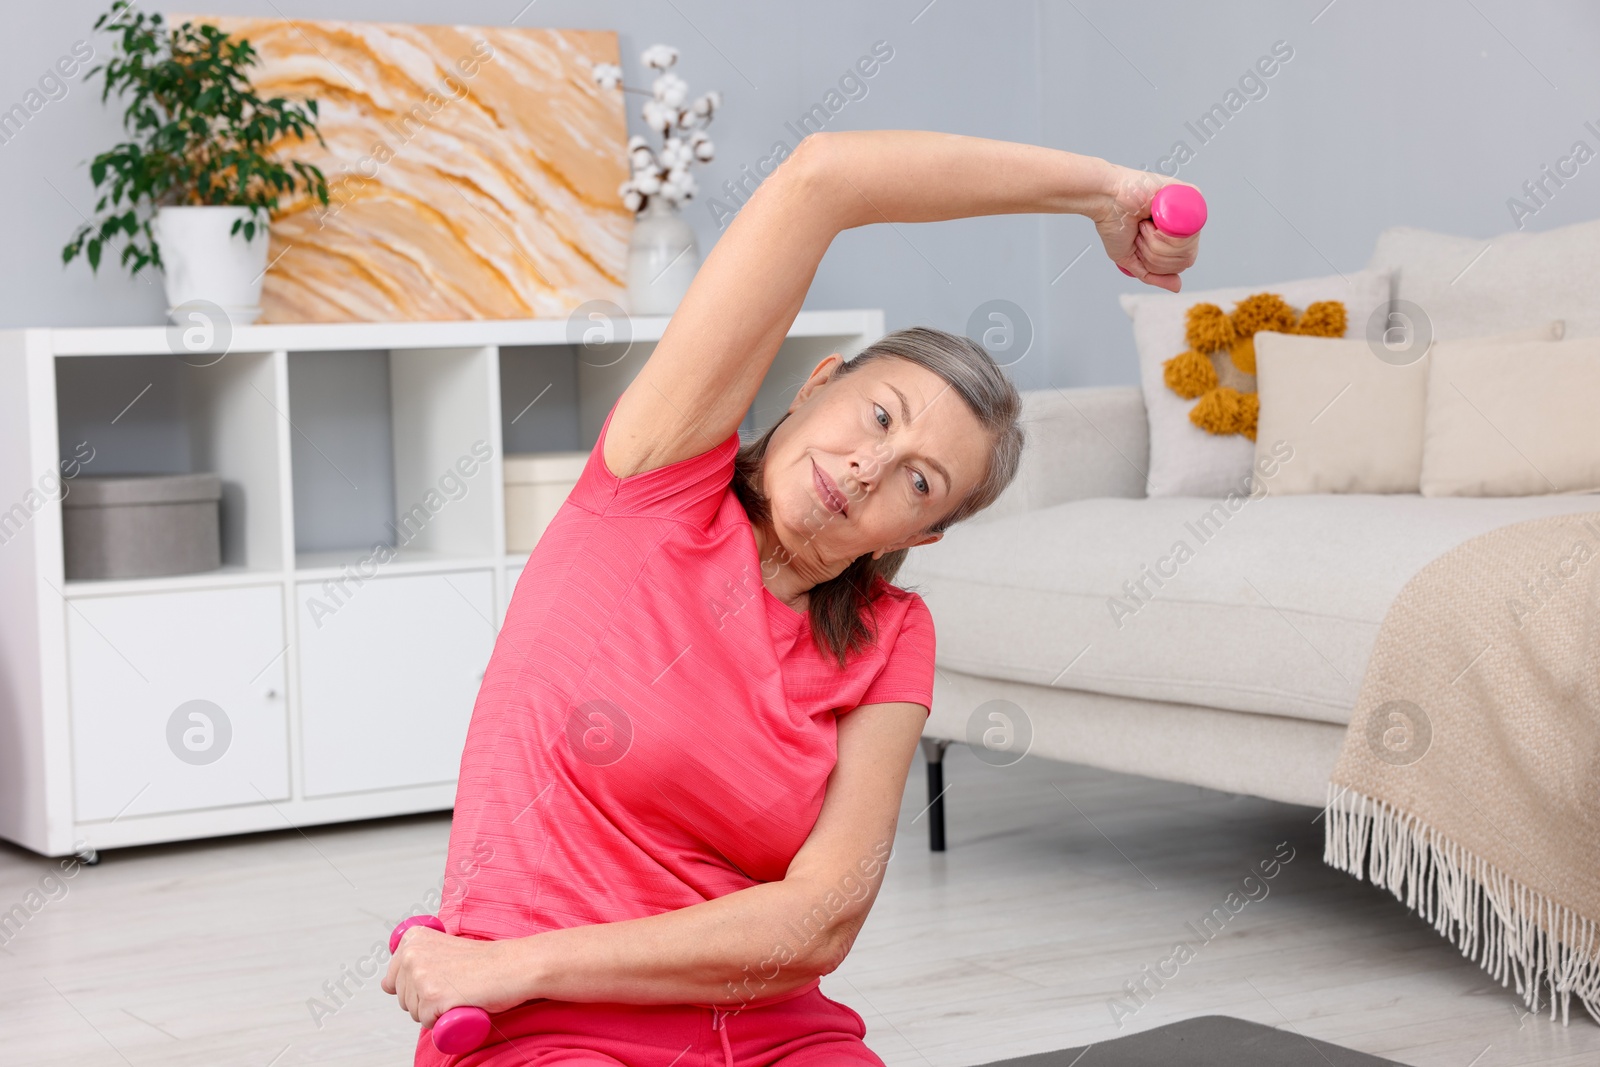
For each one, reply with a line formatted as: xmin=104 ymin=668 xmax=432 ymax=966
xmin=625 ymin=199 xmax=701 ymax=316
xmin=153 ymin=206 xmax=271 ymax=325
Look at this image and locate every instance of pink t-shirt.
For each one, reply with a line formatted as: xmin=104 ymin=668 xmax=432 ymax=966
xmin=437 ymin=396 xmax=936 ymax=983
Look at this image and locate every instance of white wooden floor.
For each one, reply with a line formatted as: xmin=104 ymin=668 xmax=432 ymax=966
xmin=3 ymin=745 xmax=1597 ymax=1066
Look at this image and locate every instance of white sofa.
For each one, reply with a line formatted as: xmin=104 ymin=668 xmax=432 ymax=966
xmin=901 ymin=217 xmax=1600 ymax=848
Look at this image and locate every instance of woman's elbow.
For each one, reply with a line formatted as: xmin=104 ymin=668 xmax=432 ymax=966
xmin=783 ymin=131 xmax=833 ymax=184
xmin=766 ymin=133 xmax=845 ymax=223
xmin=804 ymin=913 xmax=868 ymax=977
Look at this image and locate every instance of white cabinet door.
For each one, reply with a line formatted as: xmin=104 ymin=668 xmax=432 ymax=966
xmin=68 ymin=586 xmax=291 ymax=822
xmin=296 ymin=570 xmax=494 ymax=797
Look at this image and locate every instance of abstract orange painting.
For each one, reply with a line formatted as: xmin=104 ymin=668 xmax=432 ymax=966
xmin=177 ymin=15 xmax=631 ymax=322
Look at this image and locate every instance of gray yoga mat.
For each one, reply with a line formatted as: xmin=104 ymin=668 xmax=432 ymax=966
xmin=979 ymin=1014 xmax=1411 ymax=1066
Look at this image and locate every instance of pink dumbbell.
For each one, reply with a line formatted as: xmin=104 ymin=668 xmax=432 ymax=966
xmin=1118 ymin=182 xmax=1207 ymax=276
xmin=390 ymin=914 xmax=493 ymax=1054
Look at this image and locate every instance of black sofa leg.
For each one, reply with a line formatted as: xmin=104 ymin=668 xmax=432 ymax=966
xmin=920 ymin=737 xmax=952 ymax=852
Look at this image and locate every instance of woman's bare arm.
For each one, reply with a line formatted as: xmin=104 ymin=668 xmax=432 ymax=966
xmin=602 ymin=130 xmax=1196 ymax=483
xmin=816 ymin=129 xmax=1195 ymax=282
xmin=384 ymin=699 xmax=927 ymax=1023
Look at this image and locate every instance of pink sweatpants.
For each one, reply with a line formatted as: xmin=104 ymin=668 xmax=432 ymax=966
xmin=412 ymin=984 xmax=885 ymax=1066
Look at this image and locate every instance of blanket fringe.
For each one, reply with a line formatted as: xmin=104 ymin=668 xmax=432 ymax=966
xmin=1323 ymin=782 xmax=1600 ymax=1028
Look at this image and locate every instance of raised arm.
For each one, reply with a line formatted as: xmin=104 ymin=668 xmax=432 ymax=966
xmin=601 ymin=130 xmax=1198 ymax=482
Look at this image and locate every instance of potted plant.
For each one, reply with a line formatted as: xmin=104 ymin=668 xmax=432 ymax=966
xmin=62 ymin=0 xmax=330 ymax=324
xmin=592 ymin=44 xmax=720 ymax=315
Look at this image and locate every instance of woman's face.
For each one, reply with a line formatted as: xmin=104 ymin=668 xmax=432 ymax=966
xmin=759 ymin=354 xmax=991 ymax=581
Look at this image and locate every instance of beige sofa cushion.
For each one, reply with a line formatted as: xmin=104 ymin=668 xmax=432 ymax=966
xmin=1366 ymin=217 xmax=1600 ymax=340
xmin=898 ymin=493 xmax=1600 ymax=725
xmin=1253 ymin=322 xmax=1565 ymax=494
xmin=1421 ymin=336 xmax=1600 ymax=497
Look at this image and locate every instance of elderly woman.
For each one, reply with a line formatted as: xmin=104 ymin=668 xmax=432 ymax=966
xmin=384 ymin=129 xmax=1199 ymax=1065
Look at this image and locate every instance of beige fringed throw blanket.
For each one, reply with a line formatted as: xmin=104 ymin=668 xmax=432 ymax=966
xmin=1324 ymin=510 xmax=1600 ymax=1026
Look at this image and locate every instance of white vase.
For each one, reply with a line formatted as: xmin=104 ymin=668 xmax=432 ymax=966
xmin=625 ymin=199 xmax=701 ymax=316
xmin=152 ymin=205 xmax=271 ymax=325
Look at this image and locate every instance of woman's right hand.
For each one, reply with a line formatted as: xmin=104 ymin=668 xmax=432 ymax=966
xmin=1093 ymin=164 xmax=1201 ymax=293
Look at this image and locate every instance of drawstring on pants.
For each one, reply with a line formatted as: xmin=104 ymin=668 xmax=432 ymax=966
xmin=710 ymin=1006 xmax=734 ymax=1067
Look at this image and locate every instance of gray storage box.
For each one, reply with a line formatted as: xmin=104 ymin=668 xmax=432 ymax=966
xmin=62 ymin=473 xmax=223 ymax=580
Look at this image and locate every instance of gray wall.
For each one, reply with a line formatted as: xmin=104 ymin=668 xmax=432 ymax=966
xmin=1039 ymin=0 xmax=1600 ymax=384
xmin=4 ymin=1 xmax=1597 ymax=389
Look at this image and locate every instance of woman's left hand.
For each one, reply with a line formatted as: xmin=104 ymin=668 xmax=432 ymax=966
xmin=381 ymin=925 xmax=530 ymax=1029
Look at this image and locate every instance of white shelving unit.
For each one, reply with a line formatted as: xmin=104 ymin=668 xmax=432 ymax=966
xmin=0 ymin=310 xmax=885 ymax=859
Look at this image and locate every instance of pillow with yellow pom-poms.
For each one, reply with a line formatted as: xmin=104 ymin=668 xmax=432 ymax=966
xmin=1119 ymin=269 xmax=1394 ymax=498
xmin=1163 ymin=292 xmax=1349 ymax=441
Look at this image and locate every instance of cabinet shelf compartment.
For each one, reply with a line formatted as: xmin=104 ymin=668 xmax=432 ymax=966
xmin=53 ymin=350 xmax=290 ymax=587
xmin=287 ymin=346 xmax=500 ymax=571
